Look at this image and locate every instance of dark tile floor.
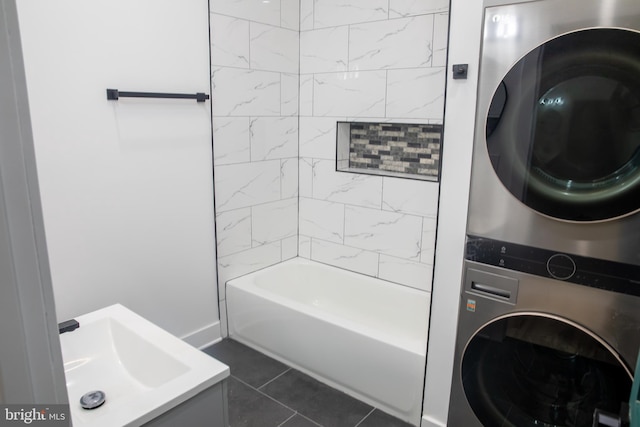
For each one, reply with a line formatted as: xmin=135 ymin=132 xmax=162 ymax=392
xmin=203 ymin=339 xmax=414 ymax=427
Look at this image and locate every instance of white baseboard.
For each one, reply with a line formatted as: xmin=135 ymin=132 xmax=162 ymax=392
xmin=181 ymin=321 xmax=222 ymax=350
xmin=421 ymin=415 xmax=446 ymax=427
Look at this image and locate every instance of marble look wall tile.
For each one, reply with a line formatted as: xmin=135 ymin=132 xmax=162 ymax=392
xmin=378 ymin=255 xmax=432 ymax=291
xmin=386 ymin=67 xmax=446 ymax=119
xmin=252 ymin=198 xmax=298 ymax=245
xmin=314 ymin=0 xmax=388 ymax=28
xmin=210 ymin=14 xmax=250 ymax=68
xmin=382 ymin=178 xmax=439 ymax=217
xmin=349 ymin=16 xmax=433 ymax=70
xmin=420 ymin=216 xmax=437 ymax=265
xmin=299 ymin=117 xmax=340 ymax=159
xmin=210 ymin=0 xmax=281 ymax=26
xmin=299 ymin=74 xmax=314 ymax=116
xmin=311 ymin=239 xmax=379 ymax=276
xmin=215 ymin=160 xmax=281 ymax=212
xmin=389 ymin=0 xmax=449 ymax=18
xmin=344 ymin=206 xmax=422 ymax=260
xmin=250 ymin=23 xmax=299 ymax=74
xmin=217 ymin=241 xmax=282 ymax=300
xmin=216 ymin=208 xmax=252 ymax=257
xmin=219 ymin=299 xmax=228 ymax=337
xmin=212 ymin=67 xmax=280 ymax=116
xmin=250 ymin=117 xmax=298 ymax=161
xmin=281 ymin=158 xmax=298 ymax=199
xmin=281 ymin=73 xmax=299 ymax=116
xmin=212 ymin=117 xmax=250 ymax=165
xmin=300 ymin=27 xmax=349 ymax=74
xmin=346 ymin=116 xmax=428 ymax=125
xmin=433 ymin=13 xmax=449 ymax=68
xmin=299 ymin=235 xmax=311 ymax=258
xmin=300 ymin=0 xmax=314 ymax=30
xmin=313 ymin=71 xmax=386 ymax=117
xmin=299 ymin=197 xmax=344 ymax=244
xmin=313 ymin=160 xmax=382 ymax=208
xmin=281 ymin=235 xmax=299 ymax=260
xmin=299 ymin=157 xmax=313 ymax=197
xmin=281 ymin=0 xmax=300 ymax=30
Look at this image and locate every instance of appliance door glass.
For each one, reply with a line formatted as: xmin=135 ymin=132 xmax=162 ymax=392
xmin=462 ymin=315 xmax=631 ymax=426
xmin=486 ymin=28 xmax=640 ymax=221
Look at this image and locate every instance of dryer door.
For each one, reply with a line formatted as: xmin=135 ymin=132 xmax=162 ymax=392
xmin=486 ymin=28 xmax=640 ymax=222
xmin=462 ymin=314 xmax=632 ymax=426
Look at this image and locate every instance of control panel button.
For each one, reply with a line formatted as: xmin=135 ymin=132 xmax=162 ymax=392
xmin=546 ymin=254 xmax=576 ymax=280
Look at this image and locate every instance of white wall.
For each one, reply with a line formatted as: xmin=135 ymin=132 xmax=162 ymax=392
xmin=16 ymin=0 xmax=220 ymax=348
xmin=421 ymin=0 xmax=483 ymax=425
xmin=298 ymin=0 xmax=448 ymax=291
xmin=0 ymin=0 xmax=67 ymax=404
xmin=209 ymin=0 xmax=301 ymax=334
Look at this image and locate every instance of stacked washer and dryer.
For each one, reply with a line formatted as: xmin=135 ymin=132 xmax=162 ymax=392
xmin=448 ymin=0 xmax=640 ymax=425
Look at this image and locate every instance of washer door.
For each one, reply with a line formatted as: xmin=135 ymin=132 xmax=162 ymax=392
xmin=486 ymin=28 xmax=640 ymax=221
xmin=461 ymin=314 xmax=632 ymax=426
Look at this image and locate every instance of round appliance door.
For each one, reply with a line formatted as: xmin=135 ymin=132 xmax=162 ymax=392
xmin=486 ymin=28 xmax=640 ymax=221
xmin=461 ymin=314 xmax=632 ymax=426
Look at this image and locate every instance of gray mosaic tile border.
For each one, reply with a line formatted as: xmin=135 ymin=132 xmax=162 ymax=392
xmin=344 ymin=122 xmax=442 ymax=180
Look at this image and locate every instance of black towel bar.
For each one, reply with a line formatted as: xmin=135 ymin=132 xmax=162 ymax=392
xmin=106 ymin=88 xmax=209 ymax=102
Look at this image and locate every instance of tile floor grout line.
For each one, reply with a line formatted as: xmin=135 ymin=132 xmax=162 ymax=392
xmin=353 ymin=407 xmax=377 ymax=427
xmin=257 ymin=367 xmax=292 ymax=390
xmin=232 ymin=373 xmax=321 ymax=423
xmin=276 ymin=411 xmax=324 ymax=427
xmin=276 ymin=412 xmax=298 ymax=427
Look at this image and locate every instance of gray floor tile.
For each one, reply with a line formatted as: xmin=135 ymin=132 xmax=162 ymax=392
xmin=356 ymin=409 xmax=414 ymax=427
xmin=227 ymin=376 xmax=294 ymax=427
xmin=279 ymin=414 xmax=322 ymax=427
xmin=204 ymin=339 xmax=289 ymax=388
xmin=260 ymin=369 xmax=373 ymax=427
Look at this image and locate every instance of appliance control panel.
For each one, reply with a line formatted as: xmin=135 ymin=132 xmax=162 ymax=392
xmin=466 ymin=235 xmax=640 ymax=297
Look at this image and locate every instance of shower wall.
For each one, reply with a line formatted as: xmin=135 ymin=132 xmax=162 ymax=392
xmin=209 ymin=1 xmax=300 ymax=319
xmin=211 ymin=0 xmax=449 ymax=313
xmin=298 ymin=0 xmax=448 ymax=291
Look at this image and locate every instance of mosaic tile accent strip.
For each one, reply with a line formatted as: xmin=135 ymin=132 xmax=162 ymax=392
xmin=347 ymin=122 xmax=442 ymax=179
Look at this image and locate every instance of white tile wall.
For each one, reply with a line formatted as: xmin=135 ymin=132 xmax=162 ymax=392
xmin=300 ymin=26 xmax=349 ymax=74
xmin=250 ymin=117 xmax=298 ymax=161
xmin=311 ymin=238 xmax=379 ymax=276
xmin=344 ymin=206 xmax=423 ymax=260
xmin=212 ymin=68 xmax=281 ymax=116
xmin=214 ymin=161 xmax=281 ymax=212
xmin=386 ymin=68 xmax=446 ymax=119
xmin=210 ymin=0 xmax=281 ymax=26
xmin=250 ymin=23 xmax=299 ymax=73
xmin=298 ymin=0 xmax=448 ymax=290
xmin=210 ymin=14 xmax=250 ymax=68
xmin=299 ymin=117 xmax=342 ymax=158
xmin=389 ymin=0 xmax=449 ymax=18
xmin=212 ymin=117 xmax=250 ymax=165
xmin=313 ymin=71 xmax=387 ymax=117
xmin=299 ymin=197 xmax=345 ymax=243
xmin=251 ymin=198 xmax=298 ymax=245
xmin=348 ymin=16 xmax=433 ymax=70
xmin=211 ymin=2 xmax=300 ymax=296
xmin=312 ymin=159 xmax=382 ymax=208
xmin=313 ymin=0 xmax=388 ymax=28
xmin=378 ymin=255 xmax=433 ymax=291
xmin=210 ymin=0 xmax=448 ymax=294
xmin=216 ymin=208 xmax=252 ymax=257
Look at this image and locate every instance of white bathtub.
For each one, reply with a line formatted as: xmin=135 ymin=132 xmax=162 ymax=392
xmin=226 ymin=257 xmax=430 ymax=425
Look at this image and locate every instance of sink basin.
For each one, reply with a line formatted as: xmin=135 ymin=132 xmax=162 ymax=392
xmin=59 ymin=304 xmax=229 ymax=427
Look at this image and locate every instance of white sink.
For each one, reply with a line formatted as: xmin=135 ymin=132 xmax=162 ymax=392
xmin=59 ymin=304 xmax=229 ymax=427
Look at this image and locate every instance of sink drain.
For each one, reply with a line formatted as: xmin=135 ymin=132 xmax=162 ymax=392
xmin=80 ymin=390 xmax=106 ymax=410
